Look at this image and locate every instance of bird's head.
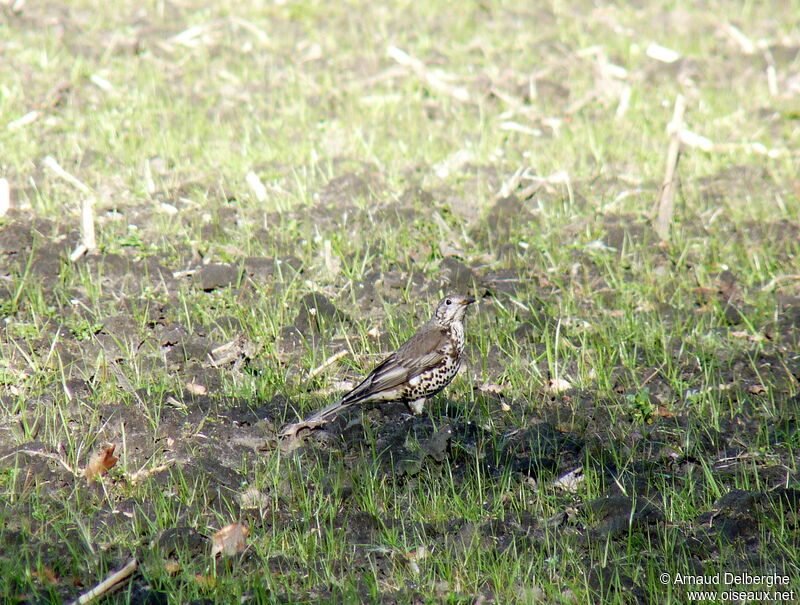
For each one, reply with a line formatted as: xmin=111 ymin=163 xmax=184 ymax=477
xmin=433 ymin=294 xmax=476 ymax=327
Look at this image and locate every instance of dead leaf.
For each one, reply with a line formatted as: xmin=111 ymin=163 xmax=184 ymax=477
xmin=211 ymin=522 xmax=249 ymax=557
xmin=544 ymin=377 xmax=572 ymax=394
xmin=127 ymin=462 xmax=173 ymax=485
xmin=237 ymin=487 xmax=269 ymax=510
xmin=692 ymin=287 xmax=716 ymax=300
xmin=164 ymin=560 xmax=181 ymax=575
xmin=552 ymin=466 xmax=584 ymax=492
xmin=438 ymin=239 xmax=466 ymax=259
xmin=730 ymin=330 xmax=765 ymax=342
xmin=477 ymin=382 xmax=504 ymax=395
xmin=404 ymin=545 xmax=428 ymax=575
xmin=32 ymin=566 xmax=58 ymax=584
xmin=312 ymin=379 xmax=355 ymax=397
xmin=185 ymin=382 xmax=208 ymax=395
xmin=407 ymin=545 xmax=428 ymax=561
xmin=85 ymin=444 xmax=118 ymax=483
xmin=748 ymin=384 xmax=767 ymax=395
xmin=195 ymin=574 xmax=216 ymax=590
xmin=653 ymin=405 xmax=674 ymax=418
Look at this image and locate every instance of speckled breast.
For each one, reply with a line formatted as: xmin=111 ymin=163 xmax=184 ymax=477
xmin=403 ymin=341 xmax=461 ymax=401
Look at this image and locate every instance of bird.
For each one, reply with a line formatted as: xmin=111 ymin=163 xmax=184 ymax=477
xmin=280 ymin=294 xmax=476 ymax=437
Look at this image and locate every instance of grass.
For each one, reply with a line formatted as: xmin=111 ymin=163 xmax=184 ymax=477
xmin=2 ymin=0 xmax=800 ymax=602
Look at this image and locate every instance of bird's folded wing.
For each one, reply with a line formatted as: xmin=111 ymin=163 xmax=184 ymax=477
xmin=395 ymin=327 xmax=449 ymax=371
xmin=372 ymin=328 xmax=449 ymax=385
xmin=357 ymin=357 xmax=409 ymax=393
xmin=339 ymin=327 xmax=449 ymax=403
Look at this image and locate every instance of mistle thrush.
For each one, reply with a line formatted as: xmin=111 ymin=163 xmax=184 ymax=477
xmin=280 ymin=295 xmax=475 ymax=437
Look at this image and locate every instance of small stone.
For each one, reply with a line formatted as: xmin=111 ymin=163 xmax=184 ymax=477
xmin=197 ymin=264 xmax=239 ymax=291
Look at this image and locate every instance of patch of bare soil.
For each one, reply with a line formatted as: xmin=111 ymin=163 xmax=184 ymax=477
xmin=2 ymin=179 xmax=799 ymax=600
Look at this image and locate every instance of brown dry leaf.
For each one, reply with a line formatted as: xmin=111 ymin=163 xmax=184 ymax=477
xmin=748 ymin=384 xmax=767 ymax=395
xmin=312 ymin=380 xmax=355 ymax=397
xmin=437 ymin=239 xmax=466 ymax=259
xmin=195 ymin=574 xmax=216 ymax=590
xmin=164 ymin=559 xmax=181 ymax=575
xmin=653 ymin=405 xmax=674 ymax=418
xmin=85 ymin=444 xmax=118 ymax=483
xmin=407 ymin=545 xmax=428 ymax=561
xmin=477 ymin=382 xmax=504 ymax=395
xmin=544 ymin=377 xmax=572 ymax=394
xmin=404 ymin=545 xmax=429 ymax=575
xmin=552 ymin=466 xmax=584 ymax=492
xmin=237 ymin=487 xmax=269 ymax=510
xmin=210 ymin=338 xmax=245 ymax=366
xmin=730 ymin=330 xmax=766 ymax=343
xmin=128 ymin=462 xmax=174 ymax=485
xmin=211 ymin=522 xmax=249 ymax=557
xmin=692 ymin=286 xmax=717 ymax=299
xmin=186 ymin=382 xmax=208 ymax=395
xmin=32 ymin=566 xmax=58 ymax=584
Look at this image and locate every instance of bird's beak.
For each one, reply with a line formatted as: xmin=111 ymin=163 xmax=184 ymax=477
xmin=463 ymin=297 xmax=476 ymax=306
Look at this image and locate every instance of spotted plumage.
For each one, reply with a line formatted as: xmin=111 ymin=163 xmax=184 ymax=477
xmin=280 ymin=295 xmax=475 ymax=437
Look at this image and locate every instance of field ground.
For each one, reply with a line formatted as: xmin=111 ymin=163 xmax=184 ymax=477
xmin=1 ymin=0 xmax=800 ymax=602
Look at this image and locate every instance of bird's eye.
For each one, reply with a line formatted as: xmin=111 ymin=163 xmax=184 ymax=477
xmin=445 ymin=299 xmax=452 ymax=305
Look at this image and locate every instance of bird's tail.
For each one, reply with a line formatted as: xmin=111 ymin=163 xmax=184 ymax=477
xmin=279 ymin=398 xmax=349 ymax=438
xmin=280 ymin=386 xmax=368 ymax=438
xmin=302 ymin=397 xmax=350 ymax=425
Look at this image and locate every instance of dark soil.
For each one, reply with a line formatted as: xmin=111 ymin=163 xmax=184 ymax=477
xmin=2 ymin=187 xmax=799 ymax=600
xmin=2 ymin=1 xmax=800 ymax=602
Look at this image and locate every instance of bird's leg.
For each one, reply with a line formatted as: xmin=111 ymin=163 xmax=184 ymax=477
xmin=408 ymin=398 xmax=426 ymax=414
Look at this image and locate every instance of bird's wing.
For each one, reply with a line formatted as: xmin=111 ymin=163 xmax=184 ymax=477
xmin=394 ymin=326 xmax=450 ymax=378
xmin=340 ymin=327 xmax=449 ymax=404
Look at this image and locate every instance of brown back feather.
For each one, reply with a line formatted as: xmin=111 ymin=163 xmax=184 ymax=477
xmin=340 ymin=326 xmax=449 ymax=404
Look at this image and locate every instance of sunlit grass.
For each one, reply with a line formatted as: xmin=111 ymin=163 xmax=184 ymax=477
xmin=1 ymin=0 xmax=799 ymax=602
